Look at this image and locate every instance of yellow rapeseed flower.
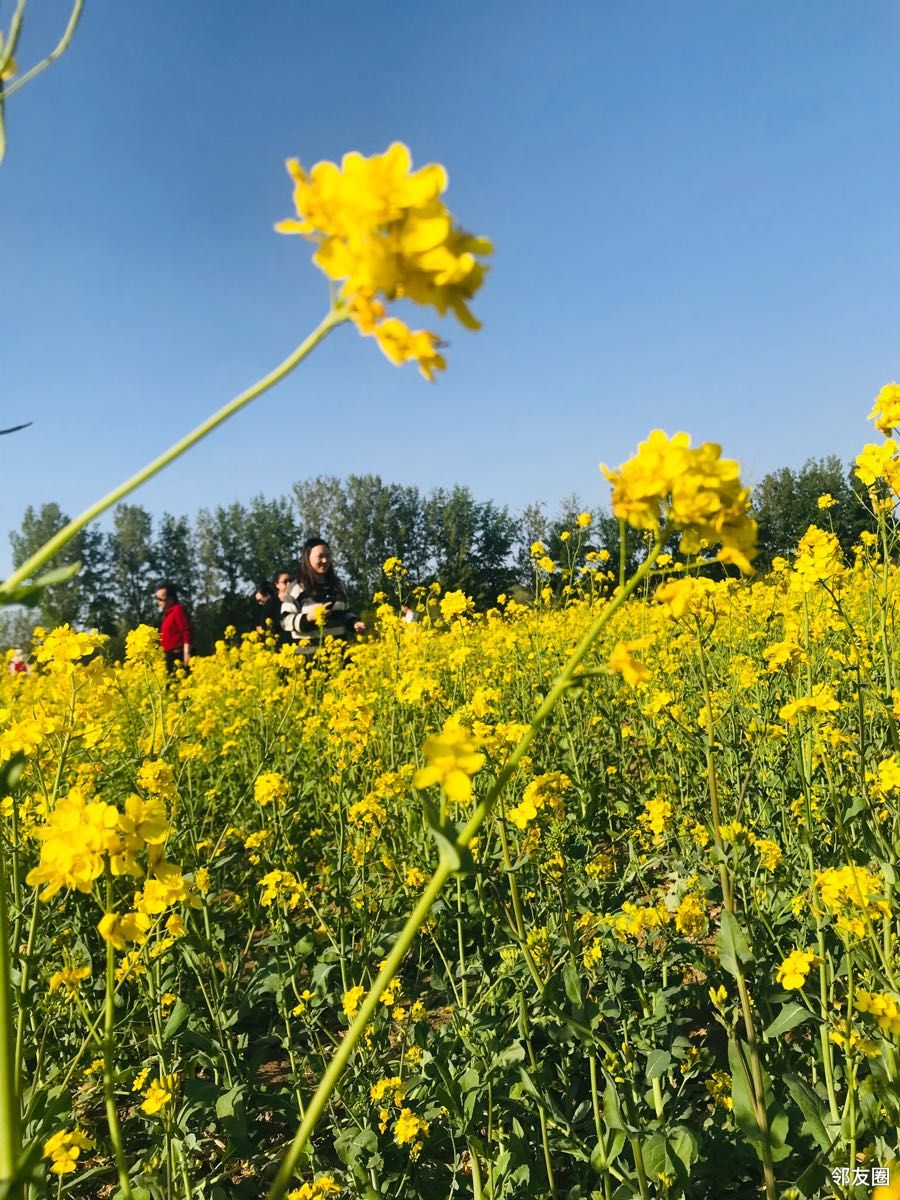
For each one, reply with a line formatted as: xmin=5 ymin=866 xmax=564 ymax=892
xmin=869 ymin=382 xmax=900 ymax=436
xmin=342 ymin=985 xmax=365 ymax=1021
xmin=775 ymin=948 xmax=818 ymax=990
xmin=413 ymin=722 xmax=484 ymax=804
xmin=608 ymin=641 xmax=651 ymax=687
xmin=276 ymin=142 xmax=491 ymax=380
xmin=601 ymin=430 xmax=757 ymax=572
xmin=48 ymin=964 xmax=90 ymax=996
xmin=287 ymin=1179 xmax=341 ymax=1200
xmin=141 ymin=1074 xmax=179 ymax=1115
xmin=43 ymin=1129 xmax=95 ymax=1175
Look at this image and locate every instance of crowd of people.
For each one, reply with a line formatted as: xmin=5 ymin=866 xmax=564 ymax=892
xmin=158 ymin=536 xmax=367 ymax=673
xmin=6 ymin=537 xmax=403 ymax=676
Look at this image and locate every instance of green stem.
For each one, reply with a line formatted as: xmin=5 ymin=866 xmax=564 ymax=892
xmin=13 ymin=892 xmax=40 ymax=1098
xmin=3 ymin=0 xmax=83 ymax=98
xmin=697 ymin=638 xmax=776 ymax=1200
xmin=103 ymin=906 xmax=133 ymax=1200
xmin=267 ymin=532 xmax=668 ymax=1200
xmin=456 ymin=876 xmax=468 ymax=1009
xmin=0 ymin=309 xmax=346 ymax=597
xmin=0 ymin=822 xmax=20 ymax=1189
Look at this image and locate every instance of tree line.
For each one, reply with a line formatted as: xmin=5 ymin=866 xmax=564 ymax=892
xmin=1 ymin=456 xmax=877 ymax=655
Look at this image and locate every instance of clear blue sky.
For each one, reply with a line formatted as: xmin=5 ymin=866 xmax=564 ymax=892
xmin=3 ymin=0 xmax=900 ymax=576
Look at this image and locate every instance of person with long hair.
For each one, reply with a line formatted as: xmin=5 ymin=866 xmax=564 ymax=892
xmin=281 ymin=538 xmax=365 ymax=656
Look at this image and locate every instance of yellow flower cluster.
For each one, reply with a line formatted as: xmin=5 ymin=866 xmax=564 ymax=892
xmin=254 ymin=770 xmax=290 ymax=807
xmin=141 ymin=1073 xmax=179 ymax=1116
xmin=26 ymin=787 xmax=168 ymax=899
xmin=638 ymin=796 xmax=672 ymax=846
xmin=393 ymin=1107 xmax=430 ymax=1157
xmin=869 ymin=382 xmax=900 ymax=436
xmin=276 ymin=142 xmax=491 ymax=380
xmin=287 ymin=1179 xmax=341 ymax=1200
xmin=855 ymin=441 xmax=900 ymax=493
xmin=601 ymin=431 xmax=757 ymax=572
xmin=608 ymin=640 xmax=651 ymax=687
xmin=779 ymin=686 xmax=840 ymax=723
xmin=674 ymin=893 xmax=707 ymax=936
xmin=125 ymin=623 xmax=161 ymax=664
xmin=413 ymin=721 xmax=484 ymax=803
xmin=705 ymin=1071 xmax=733 ymax=1111
xmin=775 ymin=948 xmax=818 ymax=989
xmin=792 ymin=526 xmax=844 ymax=588
xmin=854 ymin=990 xmax=900 ymax=1035
xmin=33 ymin=625 xmax=105 ymax=672
xmin=815 ymin=865 xmax=891 ymax=937
xmin=259 ymin=869 xmax=306 ymax=910
xmin=606 ymin=901 xmax=670 ymax=942
xmin=342 ymin=985 xmax=365 ymax=1021
xmin=439 ymin=590 xmax=473 ymax=622
xmin=48 ymin=964 xmax=90 ymax=996
xmin=370 ymin=1075 xmax=405 ymax=1105
xmin=507 ymin=771 xmax=571 ymax=830
xmin=43 ymin=1128 xmax=95 ymax=1175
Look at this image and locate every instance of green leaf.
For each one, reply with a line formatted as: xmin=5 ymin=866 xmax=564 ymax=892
xmin=2 ymin=561 xmax=81 ymax=607
xmin=843 ymin=796 xmax=868 ymax=822
xmin=603 ymin=1078 xmax=626 ymax=1131
xmin=728 ymin=1039 xmax=791 ymax=1161
xmin=216 ymin=1084 xmax=243 ymax=1120
xmin=717 ymin=910 xmax=754 ymax=977
xmin=590 ymin=1129 xmax=626 ymax=1173
xmin=728 ymin=1037 xmax=765 ymax=1145
xmin=640 ymin=1134 xmax=669 ymax=1181
xmin=668 ymin=1126 xmax=698 ymax=1172
xmin=764 ymin=1001 xmax=816 ymax=1040
xmin=783 ymin=1074 xmax=835 ymax=1154
xmin=563 ymin=960 xmax=583 ymax=1009
xmin=0 ymin=752 xmax=25 ymax=795
xmin=163 ymin=998 xmax=190 ymax=1041
xmin=491 ymin=1039 xmax=525 ymax=1071
xmin=645 ymin=1048 xmax=673 ymax=1082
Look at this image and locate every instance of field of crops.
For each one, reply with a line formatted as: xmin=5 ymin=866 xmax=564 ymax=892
xmin=3 ymin=409 xmax=900 ymax=1200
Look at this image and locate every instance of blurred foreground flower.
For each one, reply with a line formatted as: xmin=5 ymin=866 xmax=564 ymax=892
xmin=277 ymin=142 xmax=491 ymax=379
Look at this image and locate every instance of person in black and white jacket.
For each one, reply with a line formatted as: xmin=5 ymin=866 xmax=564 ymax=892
xmin=281 ymin=537 xmax=365 ymax=656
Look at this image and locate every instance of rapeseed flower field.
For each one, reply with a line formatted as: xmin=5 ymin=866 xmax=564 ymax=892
xmin=2 ymin=397 xmax=900 ymax=1199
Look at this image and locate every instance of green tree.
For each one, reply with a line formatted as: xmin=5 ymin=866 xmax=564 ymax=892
xmin=153 ymin=513 xmax=196 ymax=609
xmin=423 ymin=485 xmax=518 ymax=605
xmin=241 ymin=495 xmax=301 ymax=587
xmin=78 ymin=526 xmax=118 ymax=635
xmin=9 ymin=502 xmax=82 ymax=627
xmin=110 ymin=504 xmax=156 ymax=630
xmin=194 ymin=503 xmax=254 ymax=635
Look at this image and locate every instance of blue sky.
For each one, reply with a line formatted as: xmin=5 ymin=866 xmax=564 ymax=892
xmin=3 ymin=1 xmax=900 ymax=575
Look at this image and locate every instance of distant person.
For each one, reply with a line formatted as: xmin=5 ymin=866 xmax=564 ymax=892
xmin=274 ymin=569 xmax=293 ymax=604
xmin=155 ymin=582 xmax=191 ymax=673
xmin=281 ymin=538 xmax=365 ymax=656
xmin=255 ymin=580 xmax=289 ymax=647
xmin=9 ymin=649 xmax=30 ymax=675
xmin=400 ymin=603 xmax=418 ymax=624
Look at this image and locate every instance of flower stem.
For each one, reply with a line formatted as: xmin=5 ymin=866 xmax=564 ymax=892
xmin=0 ymin=828 xmax=21 ymax=1190
xmin=0 ymin=308 xmax=346 ymax=598
xmin=103 ymin=899 xmax=133 ymax=1200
